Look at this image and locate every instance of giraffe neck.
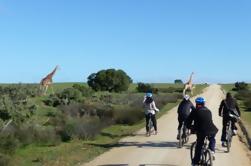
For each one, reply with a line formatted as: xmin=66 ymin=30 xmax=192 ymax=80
xmin=47 ymin=66 xmax=58 ymax=79
xmin=188 ymin=73 xmax=194 ymax=84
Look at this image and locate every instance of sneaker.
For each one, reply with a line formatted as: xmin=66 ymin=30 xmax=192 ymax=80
xmin=146 ymin=132 xmax=150 ymax=137
xmin=211 ymin=151 xmax=215 ymax=160
xmin=154 ymin=131 xmax=158 ymax=135
xmin=177 ymin=134 xmax=180 ymax=140
xmin=222 ymin=141 xmax=227 ymax=147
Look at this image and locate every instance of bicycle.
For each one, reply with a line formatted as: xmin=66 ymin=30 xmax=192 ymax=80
xmin=190 ymin=136 xmax=213 ymax=166
xmin=178 ymin=122 xmax=190 ymax=148
xmin=147 ymin=113 xmax=154 ymax=136
xmin=225 ymin=113 xmax=240 ymax=153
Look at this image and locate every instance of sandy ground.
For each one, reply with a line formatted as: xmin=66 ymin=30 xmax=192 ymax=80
xmin=83 ymin=84 xmax=251 ymax=166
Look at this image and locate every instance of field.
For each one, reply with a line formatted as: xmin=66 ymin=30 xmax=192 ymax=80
xmin=0 ymin=83 xmax=207 ymax=166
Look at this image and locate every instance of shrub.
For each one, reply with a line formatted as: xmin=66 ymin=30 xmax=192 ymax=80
xmin=59 ymin=117 xmax=104 ymax=141
xmin=43 ymin=88 xmax=83 ymax=107
xmin=157 ymin=87 xmax=183 ymax=93
xmin=0 ymin=153 xmax=10 ymax=166
xmin=59 ymin=88 xmax=82 ymax=102
xmin=136 ymin=83 xmax=158 ymax=93
xmin=43 ymin=95 xmax=61 ymax=107
xmin=233 ymin=82 xmax=248 ymax=91
xmin=113 ymin=107 xmax=144 ymax=125
xmin=0 ymin=133 xmax=19 ymax=154
xmin=72 ymin=84 xmax=94 ymax=97
xmin=34 ymin=126 xmax=60 ymax=146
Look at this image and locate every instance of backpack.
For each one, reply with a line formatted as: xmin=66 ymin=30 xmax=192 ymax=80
xmin=224 ymin=100 xmax=240 ymax=117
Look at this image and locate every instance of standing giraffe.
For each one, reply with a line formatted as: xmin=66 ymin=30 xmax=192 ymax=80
xmin=40 ymin=65 xmax=59 ymax=95
xmin=183 ymin=72 xmax=195 ymax=96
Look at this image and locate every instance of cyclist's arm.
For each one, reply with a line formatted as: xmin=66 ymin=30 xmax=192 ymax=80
xmin=235 ymin=101 xmax=241 ymax=117
xmin=152 ymin=101 xmax=160 ymax=112
xmin=190 ymin=103 xmax=196 ymax=112
xmin=219 ymin=100 xmax=224 ymax=116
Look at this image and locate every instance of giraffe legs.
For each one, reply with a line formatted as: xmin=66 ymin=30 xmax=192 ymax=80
xmin=183 ymin=84 xmax=194 ymax=96
xmin=51 ymin=85 xmax=55 ymax=94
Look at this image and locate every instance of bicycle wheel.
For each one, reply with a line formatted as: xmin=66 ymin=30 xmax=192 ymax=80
xmin=190 ymin=142 xmax=196 ymax=160
xmin=184 ymin=129 xmax=190 ymax=143
xmin=226 ymin=136 xmax=232 ymax=153
xmin=226 ymin=128 xmax=232 ymax=152
xmin=203 ymin=149 xmax=213 ymax=166
xmin=148 ymin=119 xmax=153 ymax=136
xmin=178 ymin=130 xmax=183 ymax=148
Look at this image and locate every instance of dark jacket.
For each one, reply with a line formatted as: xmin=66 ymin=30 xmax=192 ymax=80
xmin=219 ymin=99 xmax=240 ymax=117
xmin=186 ymin=106 xmax=218 ymax=136
xmin=177 ymin=99 xmax=196 ymax=119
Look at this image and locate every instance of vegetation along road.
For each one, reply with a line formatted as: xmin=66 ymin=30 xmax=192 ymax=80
xmin=84 ymin=85 xmax=251 ymax=166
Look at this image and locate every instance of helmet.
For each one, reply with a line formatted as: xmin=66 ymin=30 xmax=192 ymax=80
xmin=195 ymin=97 xmax=205 ymax=105
xmin=146 ymin=92 xmax=153 ymax=98
xmin=184 ymin=95 xmax=190 ymax=100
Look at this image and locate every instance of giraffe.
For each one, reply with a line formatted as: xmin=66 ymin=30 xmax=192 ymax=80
xmin=183 ymin=72 xmax=195 ymax=96
xmin=40 ymin=65 xmax=59 ymax=95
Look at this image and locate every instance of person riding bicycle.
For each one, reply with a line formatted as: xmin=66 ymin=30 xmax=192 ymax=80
xmin=143 ymin=91 xmax=159 ymax=136
xmin=177 ymin=94 xmax=196 ymax=140
xmin=219 ymin=92 xmax=241 ymax=147
xmin=186 ymin=97 xmax=218 ymax=165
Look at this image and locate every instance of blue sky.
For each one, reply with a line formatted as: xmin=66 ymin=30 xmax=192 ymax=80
xmin=0 ymin=0 xmax=251 ymax=83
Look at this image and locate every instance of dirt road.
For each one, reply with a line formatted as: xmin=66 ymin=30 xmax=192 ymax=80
xmin=83 ymin=84 xmax=251 ymax=166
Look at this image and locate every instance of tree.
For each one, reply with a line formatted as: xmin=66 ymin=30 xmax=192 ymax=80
xmin=174 ymin=79 xmax=183 ymax=84
xmin=87 ymin=69 xmax=132 ymax=92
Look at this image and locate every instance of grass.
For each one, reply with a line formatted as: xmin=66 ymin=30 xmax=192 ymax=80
xmin=9 ymin=83 xmax=208 ymax=166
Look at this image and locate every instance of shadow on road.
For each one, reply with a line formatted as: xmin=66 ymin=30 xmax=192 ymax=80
xmin=98 ymin=164 xmax=178 ymax=166
xmin=139 ymin=164 xmax=178 ymax=166
xmin=98 ymin=165 xmax=128 ymax=166
xmin=88 ymin=141 xmax=178 ymax=149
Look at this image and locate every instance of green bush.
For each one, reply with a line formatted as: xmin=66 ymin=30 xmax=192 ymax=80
xmin=58 ymin=88 xmax=82 ymax=102
xmin=0 ymin=133 xmax=19 ymax=155
xmin=43 ymin=88 xmax=83 ymax=107
xmin=136 ymin=82 xmax=158 ymax=93
xmin=157 ymin=87 xmax=183 ymax=93
xmin=34 ymin=126 xmax=60 ymax=146
xmin=233 ymin=82 xmax=248 ymax=91
xmin=72 ymin=84 xmax=94 ymax=97
xmin=59 ymin=117 xmax=104 ymax=141
xmin=0 ymin=153 xmax=10 ymax=166
xmin=113 ymin=107 xmax=144 ymax=125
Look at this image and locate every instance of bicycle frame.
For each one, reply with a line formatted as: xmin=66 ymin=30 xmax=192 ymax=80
xmin=178 ymin=122 xmax=189 ymax=148
xmin=190 ymin=136 xmax=213 ymax=166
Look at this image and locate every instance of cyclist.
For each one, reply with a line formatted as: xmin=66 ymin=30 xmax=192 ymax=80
xmin=219 ymin=92 xmax=241 ymax=147
xmin=186 ymin=97 xmax=218 ymax=165
xmin=177 ymin=94 xmax=196 ymax=140
xmin=143 ymin=92 xmax=159 ymax=136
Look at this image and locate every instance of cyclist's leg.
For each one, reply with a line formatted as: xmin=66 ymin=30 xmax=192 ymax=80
xmin=193 ymin=134 xmax=205 ymax=164
xmin=151 ymin=114 xmax=157 ymax=132
xmin=178 ymin=116 xmax=183 ymax=130
xmin=145 ymin=114 xmax=150 ymax=133
xmin=221 ymin=117 xmax=228 ymax=142
xmin=208 ymin=134 xmax=216 ymax=153
xmin=182 ymin=119 xmax=187 ymax=138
